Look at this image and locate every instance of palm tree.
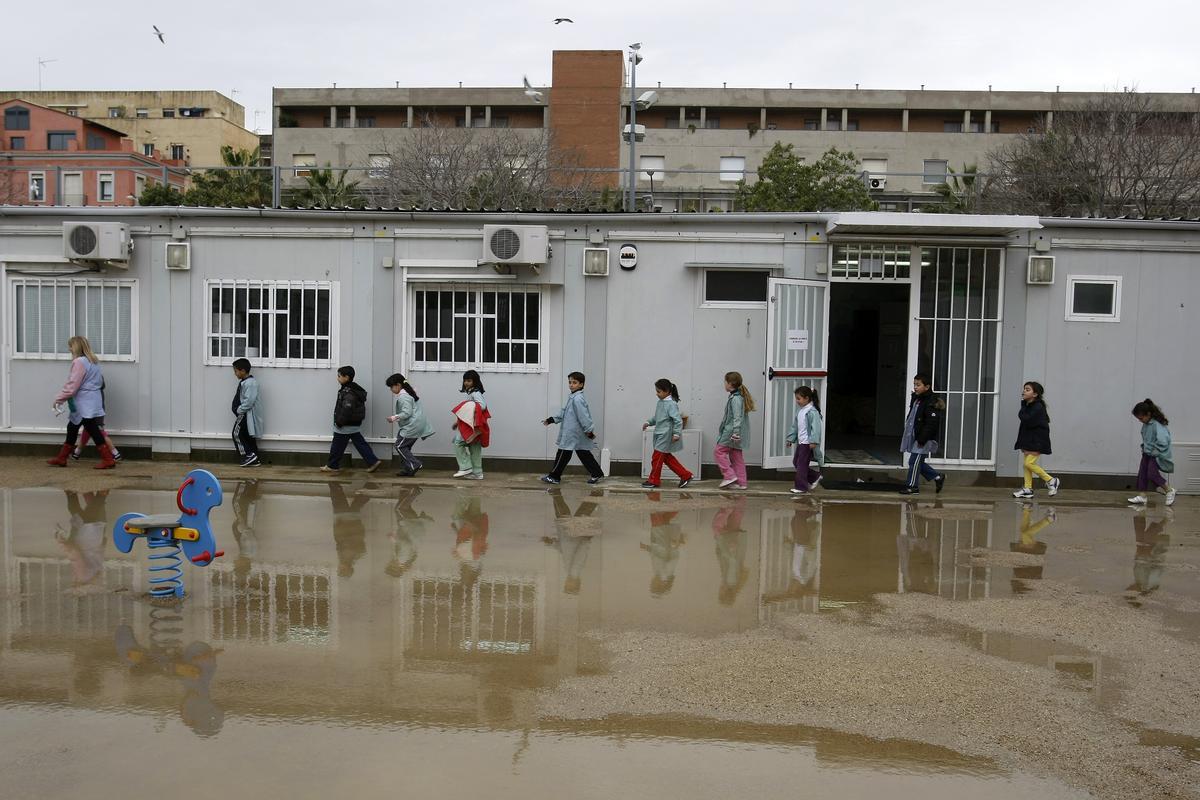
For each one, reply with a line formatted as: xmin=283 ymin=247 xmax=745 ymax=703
xmin=929 ymin=163 xmax=988 ymax=213
xmin=186 ymin=146 xmax=273 ymax=207
xmin=290 ymin=167 xmax=363 ymax=209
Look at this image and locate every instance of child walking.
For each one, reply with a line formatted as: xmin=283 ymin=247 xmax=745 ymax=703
xmin=386 ymin=373 xmax=434 ymax=476
xmin=714 ymin=371 xmax=754 ymax=490
xmin=785 ymin=386 xmax=823 ymax=494
xmin=1128 ymin=399 xmax=1176 ymax=507
xmin=641 ymin=378 xmax=694 ymax=489
xmin=900 ymin=374 xmax=945 ymax=495
xmin=321 ymin=366 xmax=381 ymax=474
xmin=47 ymin=336 xmax=116 ymax=470
xmin=450 ymin=370 xmax=490 ymax=480
xmin=231 ymin=358 xmax=263 ymax=467
xmin=1013 ymin=381 xmax=1060 ymax=499
xmin=541 ymin=371 xmax=604 ymax=485
xmin=72 ymin=378 xmax=122 ymax=462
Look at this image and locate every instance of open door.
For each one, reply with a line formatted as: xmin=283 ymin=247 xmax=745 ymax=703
xmin=763 ymin=278 xmax=829 ymax=469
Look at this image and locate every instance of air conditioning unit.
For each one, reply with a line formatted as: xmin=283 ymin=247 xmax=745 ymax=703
xmin=63 ymin=222 xmax=131 ymax=263
xmin=481 ymin=224 xmax=549 ymax=266
xmin=165 ymin=241 xmax=191 ymax=270
xmin=1027 ymin=255 xmax=1055 ymax=284
xmin=868 ymin=175 xmax=887 ymax=190
xmin=582 ymin=247 xmax=609 ymax=276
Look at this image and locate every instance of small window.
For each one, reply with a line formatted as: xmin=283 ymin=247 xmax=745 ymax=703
xmin=5 ymin=107 xmax=31 ymax=130
xmin=719 ymin=156 xmax=745 ymax=182
xmin=293 ymin=153 xmax=317 ymax=176
xmin=170 ymin=144 xmax=185 ymax=160
xmin=1066 ymin=275 xmax=1122 ymax=322
xmin=29 ymin=172 xmax=45 ymax=202
xmin=704 ymin=116 xmax=720 ymax=129
xmin=846 ymin=120 xmax=860 ymax=131
xmin=65 ymin=108 xmax=78 ymax=117
xmin=143 ymin=143 xmax=156 ymax=156
xmin=47 ymin=131 xmax=76 ymax=151
xmin=765 ymin=121 xmax=778 ymax=131
xmin=410 ymin=287 xmax=543 ymax=372
xmin=86 ymin=133 xmax=106 ymax=150
xmin=943 ymin=121 xmax=963 ymax=133
xmin=490 ymin=116 xmax=509 ymax=129
xmin=356 ymin=116 xmax=376 ymax=128
xmin=803 ymin=119 xmax=819 ymax=131
xmin=162 ymin=108 xmax=175 ymax=118
xmin=703 ymin=270 xmax=770 ymax=305
xmin=367 ymin=154 xmax=391 ymax=179
xmin=108 ymin=107 xmax=122 ymax=118
xmin=825 ymin=119 xmax=841 ymax=131
xmin=135 ymin=108 xmax=149 ymax=118
xmin=12 ymin=278 xmax=137 ymax=359
xmin=98 ymin=172 xmax=115 ymax=202
xmin=639 ymin=155 xmax=665 ymax=181
xmin=922 ymin=159 xmax=948 ymax=184
xmin=205 ymin=280 xmax=337 ymax=367
xmin=10 ymin=136 xmax=25 ymax=150
xmin=862 ymin=158 xmax=888 ymax=175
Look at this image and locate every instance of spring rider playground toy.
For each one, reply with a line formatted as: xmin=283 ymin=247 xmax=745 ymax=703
xmin=113 ymin=469 xmax=225 ymax=599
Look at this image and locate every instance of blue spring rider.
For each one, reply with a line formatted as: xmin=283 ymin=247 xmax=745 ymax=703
xmin=113 ymin=469 xmax=225 ymax=599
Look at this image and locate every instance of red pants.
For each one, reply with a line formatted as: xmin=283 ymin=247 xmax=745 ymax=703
xmin=648 ymin=450 xmax=692 ymax=485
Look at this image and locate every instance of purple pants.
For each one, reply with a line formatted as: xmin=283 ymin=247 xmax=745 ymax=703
xmin=1136 ymin=454 xmax=1167 ymax=491
xmin=792 ymin=443 xmax=821 ymax=491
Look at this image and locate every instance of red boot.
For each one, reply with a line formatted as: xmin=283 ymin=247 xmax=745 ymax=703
xmin=47 ymin=444 xmax=72 ymax=467
xmin=94 ymin=443 xmax=117 ymax=470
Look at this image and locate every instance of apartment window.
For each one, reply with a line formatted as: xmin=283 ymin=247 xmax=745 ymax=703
xmin=803 ymin=119 xmax=819 ymax=131
xmin=825 ymin=119 xmax=841 ymax=131
xmin=1066 ymin=276 xmax=1121 ymax=322
xmin=11 ymin=278 xmax=137 ymax=360
xmin=65 ymin=108 xmax=78 ymax=117
xmin=135 ymin=108 xmax=149 ymax=118
xmin=922 ymin=159 xmax=948 ymax=184
xmin=293 ymin=153 xmax=317 ymax=177
xmin=47 ymin=131 xmax=76 ymax=151
xmin=862 ymin=158 xmax=888 ymax=176
xmin=719 ymin=156 xmax=746 ymax=182
xmin=639 ymin=155 xmax=665 ymax=181
xmin=5 ymin=107 xmax=31 ymax=130
xmin=704 ymin=116 xmax=720 ymax=129
xmin=943 ymin=121 xmax=964 ymax=133
xmin=491 ymin=116 xmax=509 ymax=128
xmin=205 ymin=280 xmax=337 ymax=367
xmin=108 ymin=107 xmax=122 ymax=118
xmin=143 ymin=143 xmax=155 ymax=156
xmin=411 ymin=287 xmax=543 ymax=372
xmin=162 ymin=109 xmax=175 ymax=118
xmin=846 ymin=120 xmax=860 ymax=131
xmin=703 ymin=270 xmax=770 ymax=305
xmin=97 ymin=172 xmax=115 ymax=202
xmin=29 ymin=172 xmax=45 ymax=202
xmin=10 ymin=136 xmax=25 ymax=150
xmin=135 ymin=175 xmax=146 ymax=202
xmin=765 ymin=122 xmax=778 ymax=130
xmin=368 ymin=154 xmax=391 ymax=179
xmin=665 ymin=118 xmax=680 ymax=130
xmin=86 ymin=133 xmax=106 ymax=150
xmin=356 ymin=116 xmax=376 ymax=128
xmin=170 ymin=144 xmax=185 ymax=160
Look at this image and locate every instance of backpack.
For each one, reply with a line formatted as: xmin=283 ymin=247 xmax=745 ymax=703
xmin=336 ymin=385 xmax=367 ymax=427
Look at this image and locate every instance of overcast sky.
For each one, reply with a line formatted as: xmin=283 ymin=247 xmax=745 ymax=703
xmin=3 ymin=0 xmax=1197 ymax=134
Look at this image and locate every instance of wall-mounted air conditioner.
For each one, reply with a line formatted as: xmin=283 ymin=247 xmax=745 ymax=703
xmin=481 ymin=224 xmax=549 ymax=266
xmin=1027 ymin=255 xmax=1055 ymax=284
xmin=63 ymin=222 xmax=131 ymax=264
xmin=868 ymin=176 xmax=887 ymax=190
xmin=582 ymin=247 xmax=609 ymax=276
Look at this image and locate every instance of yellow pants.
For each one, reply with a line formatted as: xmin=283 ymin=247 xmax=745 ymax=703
xmin=1023 ymin=453 xmax=1053 ymax=489
xmin=1020 ymin=507 xmax=1053 ymax=549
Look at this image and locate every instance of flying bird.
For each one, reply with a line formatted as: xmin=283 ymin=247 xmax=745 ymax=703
xmin=554 ymin=17 xmax=573 ymax=24
xmin=522 ymin=76 xmax=544 ymax=104
xmin=152 ymin=25 xmax=166 ymax=44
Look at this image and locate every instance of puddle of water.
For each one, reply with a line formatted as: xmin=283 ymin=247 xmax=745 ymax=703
xmin=1 ymin=481 xmax=1194 ymax=797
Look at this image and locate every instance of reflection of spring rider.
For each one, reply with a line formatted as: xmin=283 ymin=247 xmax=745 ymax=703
xmin=112 ymin=469 xmax=225 ymax=599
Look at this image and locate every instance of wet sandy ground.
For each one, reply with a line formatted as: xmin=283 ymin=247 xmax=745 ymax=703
xmin=0 ymin=456 xmax=1197 ymax=798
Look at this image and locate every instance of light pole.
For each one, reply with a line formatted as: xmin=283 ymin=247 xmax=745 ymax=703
xmin=626 ymin=43 xmax=641 ymax=212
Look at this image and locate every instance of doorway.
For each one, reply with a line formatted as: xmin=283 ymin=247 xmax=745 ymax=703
xmin=825 ymin=282 xmax=909 ymax=466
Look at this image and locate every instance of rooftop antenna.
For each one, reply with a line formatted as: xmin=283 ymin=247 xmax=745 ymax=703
xmin=789 ymin=82 xmax=793 ymax=89
xmin=855 ymin=83 xmax=859 ymax=90
xmin=37 ymin=57 xmax=57 ymax=90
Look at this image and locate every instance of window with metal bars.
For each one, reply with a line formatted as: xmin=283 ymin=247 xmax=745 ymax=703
xmin=411 ymin=287 xmax=542 ymax=371
xmin=11 ymin=278 xmax=136 ymax=360
xmin=204 ymin=280 xmax=336 ymax=367
xmin=831 ymin=243 xmax=912 ymax=280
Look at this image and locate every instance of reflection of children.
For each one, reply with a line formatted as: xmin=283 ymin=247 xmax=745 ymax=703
xmin=642 ymin=378 xmax=693 ymax=489
xmin=1010 ymin=503 xmax=1054 ymax=585
xmin=785 ymin=386 xmax=823 ymax=494
xmin=764 ymin=504 xmax=822 ymax=602
xmin=386 ymin=487 xmax=431 ymax=577
xmin=544 ymin=489 xmax=600 ymax=594
xmin=1128 ymin=399 xmax=1176 ymax=507
xmin=1129 ymin=512 xmax=1170 ymax=596
xmin=452 ymin=496 xmax=489 ymax=589
xmin=641 ymin=504 xmax=685 ymax=597
xmin=713 ymin=497 xmax=749 ymax=605
xmin=57 ymin=490 xmax=109 ymax=590
xmin=1013 ymin=381 xmax=1059 ymax=500
xmin=329 ymin=482 xmax=369 ymax=577
xmin=541 ymin=371 xmax=604 ymax=485
xmin=230 ymin=479 xmax=261 ymax=579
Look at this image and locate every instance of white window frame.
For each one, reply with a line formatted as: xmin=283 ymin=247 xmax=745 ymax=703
xmin=1065 ymin=274 xmax=1122 ymax=322
xmin=699 ymin=268 xmax=774 ymax=309
xmin=203 ymin=279 xmax=339 ymax=368
xmin=718 ymin=156 xmax=746 ymax=182
xmin=97 ymin=172 xmax=115 ymax=202
xmin=922 ymin=159 xmax=948 ymax=185
xmin=638 ymin=155 xmax=665 ymax=182
xmin=9 ymin=277 xmax=139 ymax=361
xmin=135 ymin=108 xmax=149 ymax=118
xmin=143 ymin=143 xmax=155 ymax=157
xmin=407 ymin=284 xmax=547 ymax=374
xmin=28 ymin=171 xmax=45 ymax=202
xmin=293 ymin=153 xmax=317 ymax=177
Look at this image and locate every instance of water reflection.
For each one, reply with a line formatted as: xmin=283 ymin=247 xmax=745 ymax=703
xmin=329 ymin=482 xmax=369 ymax=578
xmin=1128 ymin=510 xmax=1171 ymax=602
xmin=1010 ymin=503 xmax=1054 ymax=590
xmin=713 ymin=496 xmax=749 ymax=606
xmin=57 ymin=490 xmax=109 ymax=593
xmin=386 ymin=486 xmax=429 ymax=578
xmin=544 ymin=488 xmax=599 ymax=594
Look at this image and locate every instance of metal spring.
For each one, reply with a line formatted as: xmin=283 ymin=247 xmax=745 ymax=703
xmin=148 ymin=604 xmax=183 ymax=653
xmin=147 ymin=535 xmax=185 ymax=599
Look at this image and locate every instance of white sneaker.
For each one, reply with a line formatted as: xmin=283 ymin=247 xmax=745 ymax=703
xmin=719 ymin=478 xmax=737 ymax=489
xmin=1047 ymin=477 xmax=1060 ymax=497
xmin=453 ymin=469 xmax=472 ymax=478
xmin=812 ymin=475 xmax=823 ymax=489
xmin=1127 ymin=494 xmax=1148 ymax=505
xmin=1165 ymin=488 xmax=1177 ymax=506
xmin=790 ymin=488 xmax=808 ymax=495
xmin=1013 ymin=488 xmax=1034 ymax=499
xmin=467 ymin=473 xmax=484 ymax=480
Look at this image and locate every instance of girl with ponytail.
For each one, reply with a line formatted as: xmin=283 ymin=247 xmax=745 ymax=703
xmin=715 ymin=371 xmax=755 ymax=489
xmin=642 ymin=378 xmax=694 ymax=488
xmin=785 ymin=385 xmax=823 ymax=494
xmin=1129 ymin=399 xmax=1175 ymax=507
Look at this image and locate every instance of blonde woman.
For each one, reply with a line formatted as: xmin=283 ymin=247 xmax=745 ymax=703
xmin=47 ymin=336 xmax=115 ymax=469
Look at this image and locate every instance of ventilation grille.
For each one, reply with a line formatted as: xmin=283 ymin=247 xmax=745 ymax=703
xmin=489 ymin=228 xmax=522 ymax=260
xmin=69 ymin=225 xmax=98 ymax=256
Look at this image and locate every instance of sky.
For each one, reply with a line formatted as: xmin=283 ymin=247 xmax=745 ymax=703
xmin=3 ymin=0 xmax=1197 ymax=133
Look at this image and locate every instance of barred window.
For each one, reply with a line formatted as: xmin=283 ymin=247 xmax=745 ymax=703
xmin=831 ymin=243 xmax=911 ymax=280
xmin=411 ymin=287 xmax=542 ymax=371
xmin=11 ymin=278 xmax=137 ymax=360
xmin=204 ymin=280 xmax=336 ymax=368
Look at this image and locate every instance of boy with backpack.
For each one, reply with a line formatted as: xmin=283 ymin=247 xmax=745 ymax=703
xmin=321 ymin=365 xmax=381 ymax=474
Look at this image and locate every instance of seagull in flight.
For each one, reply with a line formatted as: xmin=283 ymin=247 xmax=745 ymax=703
xmin=554 ymin=17 xmax=573 ymax=24
xmin=523 ymin=76 xmax=544 ymax=104
xmin=152 ymin=25 xmax=166 ymax=44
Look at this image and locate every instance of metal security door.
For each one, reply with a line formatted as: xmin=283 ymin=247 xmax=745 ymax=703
xmin=764 ymin=278 xmax=829 ymax=469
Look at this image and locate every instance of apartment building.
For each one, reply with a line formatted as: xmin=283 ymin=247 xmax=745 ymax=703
xmin=0 ymin=90 xmax=260 ymax=168
xmin=273 ymin=51 xmax=1200 ymax=210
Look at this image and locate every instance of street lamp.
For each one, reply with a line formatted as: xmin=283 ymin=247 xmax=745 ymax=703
xmin=624 ymin=43 xmax=654 ymax=212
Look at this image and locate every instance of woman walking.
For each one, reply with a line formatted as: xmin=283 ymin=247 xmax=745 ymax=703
xmin=47 ymin=336 xmax=115 ymax=470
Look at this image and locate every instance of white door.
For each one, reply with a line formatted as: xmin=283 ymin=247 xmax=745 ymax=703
xmin=764 ymin=278 xmax=829 ymax=469
xmin=62 ymin=173 xmax=83 ymax=206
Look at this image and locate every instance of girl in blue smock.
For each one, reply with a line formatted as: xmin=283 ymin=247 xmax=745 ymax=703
xmin=641 ymin=378 xmax=694 ymax=489
xmin=541 ymin=370 xmax=604 ymax=485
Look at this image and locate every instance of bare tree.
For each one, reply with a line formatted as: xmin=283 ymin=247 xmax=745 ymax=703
xmin=361 ymin=117 xmax=604 ymax=209
xmin=986 ymin=92 xmax=1200 ymax=217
